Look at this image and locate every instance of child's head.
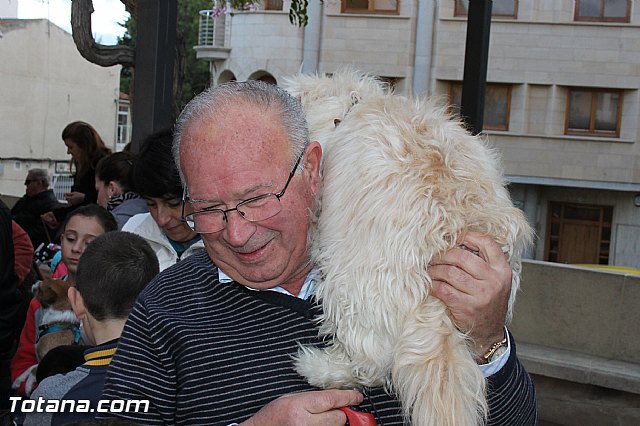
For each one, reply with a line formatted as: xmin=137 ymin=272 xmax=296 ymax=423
xmin=60 ymin=205 xmax=117 ymax=280
xmin=74 ymin=232 xmax=158 ymax=322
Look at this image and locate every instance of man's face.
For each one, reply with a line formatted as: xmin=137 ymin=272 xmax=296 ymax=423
xmin=180 ymin=102 xmax=321 ymax=294
xmin=25 ymin=174 xmax=46 ymax=197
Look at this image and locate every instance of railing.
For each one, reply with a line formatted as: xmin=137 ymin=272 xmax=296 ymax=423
xmin=198 ymin=9 xmax=226 ymax=47
xmin=51 ymin=174 xmax=74 ymax=202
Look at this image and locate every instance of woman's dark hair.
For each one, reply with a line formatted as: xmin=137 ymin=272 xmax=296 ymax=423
xmin=61 ymin=204 xmax=118 ymax=234
xmin=62 ymin=121 xmax=112 ymax=177
xmin=131 ymin=128 xmax=183 ymax=199
xmin=95 ymin=151 xmax=136 ymax=193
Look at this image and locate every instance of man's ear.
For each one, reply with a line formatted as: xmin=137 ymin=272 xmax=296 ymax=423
xmin=303 ymin=141 xmax=322 ymax=192
xmin=68 ymin=286 xmax=87 ymax=320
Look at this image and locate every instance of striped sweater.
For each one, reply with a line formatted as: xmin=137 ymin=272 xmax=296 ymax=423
xmin=101 ymin=250 xmax=536 ymax=425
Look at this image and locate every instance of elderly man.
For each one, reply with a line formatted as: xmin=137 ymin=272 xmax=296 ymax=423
xmin=11 ymin=168 xmax=61 ymax=249
xmin=101 ymin=81 xmax=536 ymax=425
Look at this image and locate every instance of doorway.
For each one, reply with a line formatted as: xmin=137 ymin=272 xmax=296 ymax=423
xmin=545 ymin=202 xmax=612 ymax=265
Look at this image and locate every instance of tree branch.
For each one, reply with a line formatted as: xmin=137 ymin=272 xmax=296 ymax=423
xmin=71 ymin=0 xmax=135 ymax=67
xmin=121 ymin=0 xmax=137 ymax=20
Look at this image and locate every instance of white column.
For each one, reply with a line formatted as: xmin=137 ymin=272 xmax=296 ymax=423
xmin=302 ymin=0 xmax=323 ymax=74
xmin=412 ymin=0 xmax=437 ymax=97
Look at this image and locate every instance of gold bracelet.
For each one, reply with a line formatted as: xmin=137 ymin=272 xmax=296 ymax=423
xmin=481 ymin=336 xmax=508 ymax=363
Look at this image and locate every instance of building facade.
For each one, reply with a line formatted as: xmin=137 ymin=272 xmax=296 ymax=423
xmin=196 ymin=0 xmax=640 ymax=269
xmin=0 ymin=18 xmax=122 ymax=198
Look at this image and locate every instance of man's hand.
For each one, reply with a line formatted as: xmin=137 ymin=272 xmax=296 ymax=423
xmin=241 ymin=389 xmax=363 ymax=426
xmin=40 ymin=212 xmax=58 ymax=229
xmin=64 ymin=191 xmax=85 ymax=206
xmin=428 ymin=231 xmax=512 ymax=359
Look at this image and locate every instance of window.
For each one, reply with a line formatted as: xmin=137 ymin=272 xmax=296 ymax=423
xmin=575 ymin=0 xmax=630 ymax=23
xmin=116 ymin=97 xmax=131 ymax=150
xmin=264 ymin=0 xmax=283 ymax=10
xmin=449 ymin=82 xmax=512 ymax=131
xmin=341 ymin=0 xmax=399 ymax=14
xmin=565 ymin=88 xmax=622 ymax=137
xmin=454 ymin=0 xmax=517 ymax=18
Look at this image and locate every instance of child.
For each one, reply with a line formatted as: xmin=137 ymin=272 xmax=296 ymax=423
xmin=24 ymin=232 xmax=159 ymax=426
xmin=10 ymin=205 xmax=117 ymax=397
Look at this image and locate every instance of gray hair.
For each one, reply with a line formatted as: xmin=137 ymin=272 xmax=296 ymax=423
xmin=28 ymin=168 xmax=49 ymax=187
xmin=172 ymin=80 xmax=310 ymax=187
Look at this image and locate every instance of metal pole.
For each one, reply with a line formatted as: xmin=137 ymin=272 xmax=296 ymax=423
xmin=460 ymin=0 xmax=492 ymax=135
xmin=130 ymin=0 xmax=178 ymax=153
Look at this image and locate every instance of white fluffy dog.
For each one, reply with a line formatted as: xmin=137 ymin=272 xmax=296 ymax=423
xmin=284 ymin=70 xmax=533 ymax=426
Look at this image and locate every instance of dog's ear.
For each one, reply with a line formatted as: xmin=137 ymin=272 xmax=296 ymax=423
xmin=36 ymin=281 xmax=57 ymax=308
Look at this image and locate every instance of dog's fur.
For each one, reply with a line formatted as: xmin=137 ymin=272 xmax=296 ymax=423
xmin=34 ymin=279 xmax=81 ymax=361
xmin=284 ymin=70 xmax=533 ymax=426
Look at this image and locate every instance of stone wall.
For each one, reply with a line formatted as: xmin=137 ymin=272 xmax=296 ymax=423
xmin=511 ymin=260 xmax=640 ymax=425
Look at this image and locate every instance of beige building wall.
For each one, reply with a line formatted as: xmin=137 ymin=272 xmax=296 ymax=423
xmin=0 ymin=0 xmax=17 ymax=18
xmin=434 ymin=2 xmax=640 ymax=186
xmin=205 ymin=0 xmax=422 ymax=91
xmin=0 ymin=19 xmax=121 ymax=197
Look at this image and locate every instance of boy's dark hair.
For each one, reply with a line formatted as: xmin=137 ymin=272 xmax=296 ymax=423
xmin=62 ymin=204 xmax=118 ymax=234
xmin=95 ymin=151 xmax=136 ymax=193
xmin=75 ymin=232 xmax=159 ymax=321
xmin=131 ymin=128 xmax=183 ymax=199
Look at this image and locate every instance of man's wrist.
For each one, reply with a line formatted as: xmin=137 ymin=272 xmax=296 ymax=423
xmin=480 ymin=335 xmax=508 ymax=364
xmin=477 ymin=328 xmax=511 ymax=377
xmin=474 ymin=327 xmax=508 ymax=364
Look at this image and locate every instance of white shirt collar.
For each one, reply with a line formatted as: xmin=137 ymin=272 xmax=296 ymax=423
xmin=218 ymin=267 xmax=319 ymax=300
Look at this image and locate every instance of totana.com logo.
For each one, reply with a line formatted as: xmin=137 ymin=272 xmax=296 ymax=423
xmin=10 ymin=397 xmax=149 ymax=413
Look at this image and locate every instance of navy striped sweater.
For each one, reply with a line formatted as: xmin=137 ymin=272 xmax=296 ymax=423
xmin=101 ymin=250 xmax=536 ymax=425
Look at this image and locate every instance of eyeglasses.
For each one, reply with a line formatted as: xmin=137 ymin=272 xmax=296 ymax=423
xmin=181 ymin=149 xmax=305 ymax=234
xmin=24 ymin=179 xmax=34 ymax=185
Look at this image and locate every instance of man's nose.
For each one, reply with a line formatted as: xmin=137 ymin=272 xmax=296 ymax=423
xmin=223 ymin=210 xmax=255 ymax=246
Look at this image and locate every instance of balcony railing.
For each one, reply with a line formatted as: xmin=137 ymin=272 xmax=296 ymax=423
xmin=198 ymin=9 xmax=226 ymax=47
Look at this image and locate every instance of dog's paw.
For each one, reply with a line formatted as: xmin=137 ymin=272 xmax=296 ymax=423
xmin=293 ymin=345 xmax=360 ymax=389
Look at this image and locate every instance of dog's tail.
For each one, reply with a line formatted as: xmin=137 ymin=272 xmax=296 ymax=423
xmin=392 ymin=297 xmax=487 ymax=426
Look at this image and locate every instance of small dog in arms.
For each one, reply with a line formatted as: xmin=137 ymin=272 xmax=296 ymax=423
xmin=284 ymin=70 xmax=533 ymax=426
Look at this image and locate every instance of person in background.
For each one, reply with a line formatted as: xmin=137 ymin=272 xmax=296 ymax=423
xmin=95 ymin=151 xmax=148 ymax=230
xmin=1 ymin=199 xmax=23 ymax=426
xmin=11 ymin=221 xmax=35 ymax=356
xmin=24 ymin=232 xmax=159 ymax=426
xmin=11 ymin=169 xmax=63 ymax=250
xmin=122 ymin=129 xmax=204 ymax=271
xmin=11 ymin=205 xmax=117 ymax=397
xmin=11 ymin=221 xmax=34 ymax=289
xmin=41 ymin=121 xmax=111 ymax=229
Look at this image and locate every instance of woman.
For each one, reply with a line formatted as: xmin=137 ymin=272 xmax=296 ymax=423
xmin=61 ymin=121 xmax=112 ymax=207
xmin=42 ymin=122 xmax=111 ymax=228
xmin=95 ymin=151 xmax=148 ymax=230
xmin=123 ymin=128 xmax=204 ymax=271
